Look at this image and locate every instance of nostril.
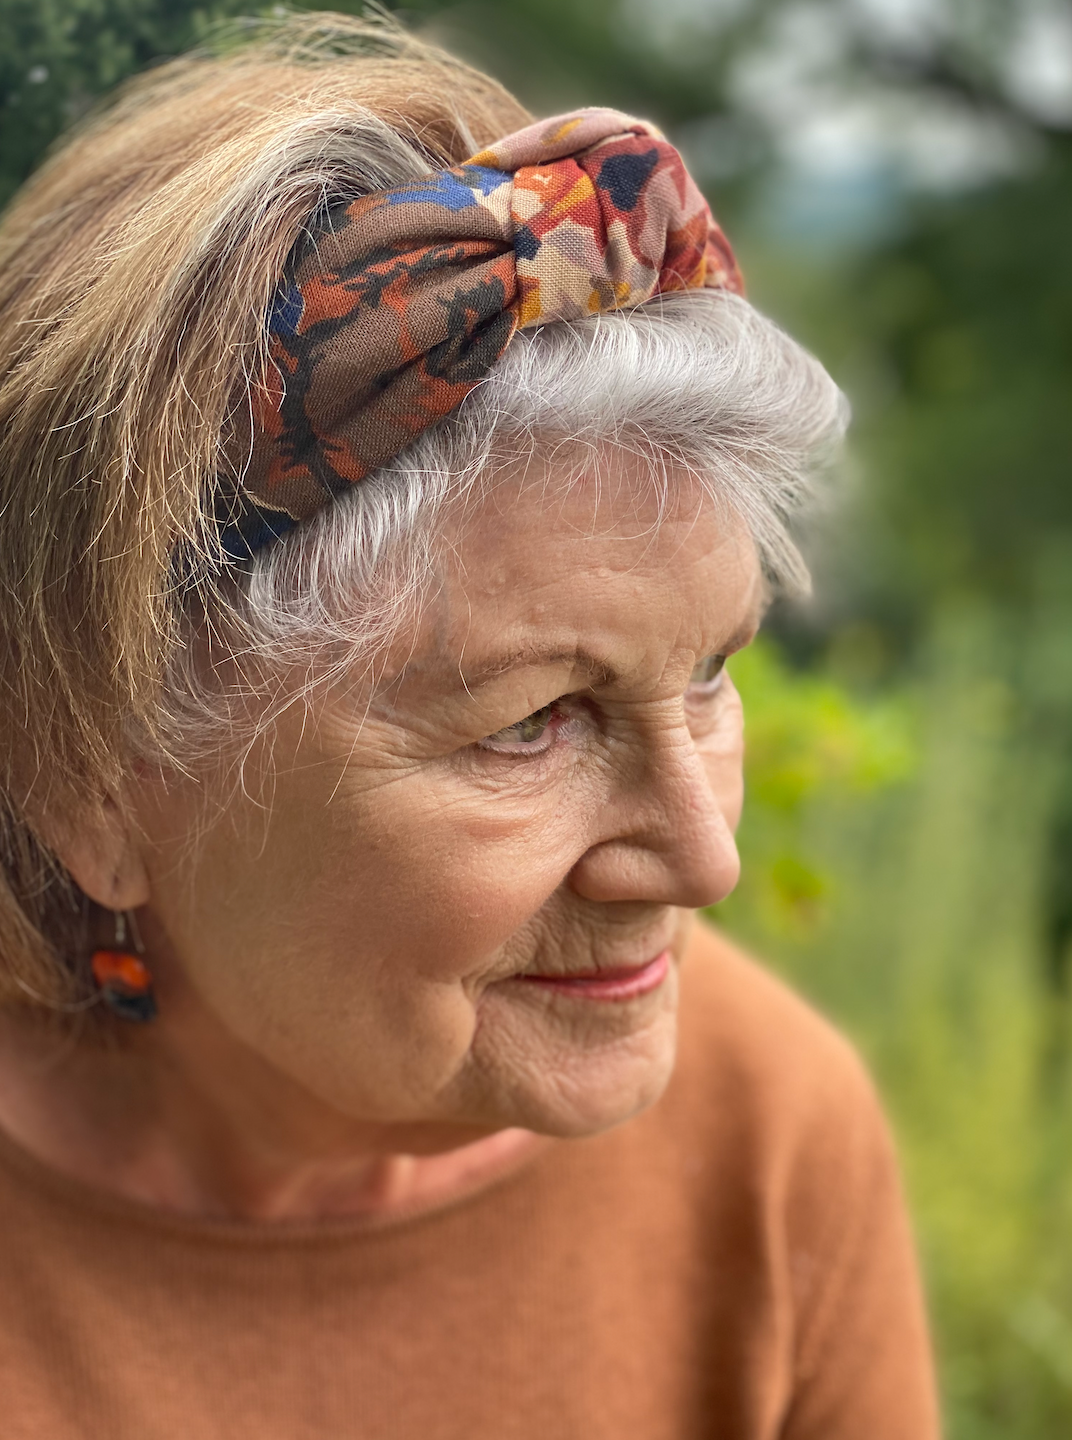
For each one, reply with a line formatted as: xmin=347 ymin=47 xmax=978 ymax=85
xmin=568 ymin=810 xmax=741 ymax=910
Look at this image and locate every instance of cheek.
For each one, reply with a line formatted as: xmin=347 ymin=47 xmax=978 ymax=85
xmin=148 ymin=766 xmax=589 ymax=994
xmin=141 ymin=768 xmax=596 ymax=1118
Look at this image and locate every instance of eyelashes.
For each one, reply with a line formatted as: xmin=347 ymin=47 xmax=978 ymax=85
xmin=475 ymin=656 xmax=729 ymax=759
xmin=476 ymin=703 xmax=559 ymax=755
xmin=687 ymin=654 xmax=726 ymax=694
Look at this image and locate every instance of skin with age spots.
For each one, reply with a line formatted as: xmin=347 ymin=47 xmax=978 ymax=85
xmin=0 ymin=453 xmax=763 ymax=1221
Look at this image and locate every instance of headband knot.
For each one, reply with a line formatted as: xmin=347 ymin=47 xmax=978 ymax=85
xmin=221 ymin=108 xmax=743 ymax=555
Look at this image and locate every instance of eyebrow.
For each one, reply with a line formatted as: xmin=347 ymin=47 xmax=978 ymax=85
xmin=458 ymin=646 xmax=621 ymax=691
xmin=455 ymin=613 xmax=764 ymax=693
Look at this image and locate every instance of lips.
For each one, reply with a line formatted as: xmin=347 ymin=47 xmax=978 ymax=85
xmin=516 ymin=949 xmax=671 ymax=1002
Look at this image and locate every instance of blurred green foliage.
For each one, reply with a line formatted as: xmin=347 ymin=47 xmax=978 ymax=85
xmin=728 ymin=605 xmax=1072 ymax=1439
xmin=3 ymin=1 xmax=1072 ymax=1434
xmin=0 ymin=0 xmax=247 ymax=206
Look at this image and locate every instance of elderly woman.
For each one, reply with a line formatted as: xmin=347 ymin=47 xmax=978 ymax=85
xmin=0 ymin=14 xmax=937 ymax=1440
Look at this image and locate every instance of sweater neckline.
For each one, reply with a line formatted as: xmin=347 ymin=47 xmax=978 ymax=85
xmin=0 ymin=1113 xmax=556 ymax=1248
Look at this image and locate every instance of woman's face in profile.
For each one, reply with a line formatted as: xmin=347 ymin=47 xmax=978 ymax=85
xmin=134 ymin=455 xmax=762 ymax=1139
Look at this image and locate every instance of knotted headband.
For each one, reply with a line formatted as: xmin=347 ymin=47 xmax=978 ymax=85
xmin=220 ymin=107 xmax=744 ymax=556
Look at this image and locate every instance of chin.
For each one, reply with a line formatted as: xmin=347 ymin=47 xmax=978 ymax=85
xmin=531 ymin=1043 xmax=679 ymax=1138
xmin=466 ymin=995 xmax=681 ymax=1139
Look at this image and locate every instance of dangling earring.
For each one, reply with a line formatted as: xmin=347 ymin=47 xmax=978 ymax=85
xmin=91 ymin=910 xmax=157 ymax=1023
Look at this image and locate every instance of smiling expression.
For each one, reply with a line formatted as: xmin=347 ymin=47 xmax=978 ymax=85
xmin=135 ymin=452 xmax=763 ymax=1139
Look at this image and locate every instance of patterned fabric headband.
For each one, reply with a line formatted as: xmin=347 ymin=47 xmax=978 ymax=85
xmin=219 ymin=107 xmax=744 ymax=556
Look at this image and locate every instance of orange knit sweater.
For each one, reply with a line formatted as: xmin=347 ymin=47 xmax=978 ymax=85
xmin=0 ymin=923 xmax=939 ymax=1439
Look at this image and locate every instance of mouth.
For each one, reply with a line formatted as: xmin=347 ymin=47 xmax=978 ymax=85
xmin=514 ymin=950 xmax=671 ymax=1002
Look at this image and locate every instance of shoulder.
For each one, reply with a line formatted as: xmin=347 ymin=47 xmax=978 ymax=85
xmin=656 ymin=925 xmax=938 ymax=1436
xmin=661 ymin=919 xmax=903 ymax=1281
xmin=577 ymin=924 xmax=938 ymax=1436
xmin=670 ymin=917 xmax=883 ymax=1145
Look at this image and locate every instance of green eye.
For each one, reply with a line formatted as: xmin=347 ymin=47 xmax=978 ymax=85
xmin=482 ymin=704 xmax=556 ymax=748
xmin=689 ymin=655 xmax=726 ymax=691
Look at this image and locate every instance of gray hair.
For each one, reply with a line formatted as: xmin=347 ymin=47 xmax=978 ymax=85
xmin=166 ymin=289 xmax=847 ymax=765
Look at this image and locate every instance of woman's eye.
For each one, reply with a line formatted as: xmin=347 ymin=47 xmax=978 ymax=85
xmin=688 ymin=654 xmax=726 ymax=693
xmin=478 ymin=703 xmax=557 ymax=752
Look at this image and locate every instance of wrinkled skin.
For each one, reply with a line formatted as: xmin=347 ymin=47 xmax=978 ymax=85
xmin=2 ymin=452 xmax=762 ymax=1218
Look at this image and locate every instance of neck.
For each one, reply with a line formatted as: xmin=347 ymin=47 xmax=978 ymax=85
xmin=0 ymin=991 xmax=541 ymax=1223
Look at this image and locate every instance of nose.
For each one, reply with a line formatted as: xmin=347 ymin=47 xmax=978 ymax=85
xmin=568 ymin=719 xmax=741 ymax=910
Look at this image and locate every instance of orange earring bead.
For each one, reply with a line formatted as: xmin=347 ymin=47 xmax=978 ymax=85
xmin=91 ymin=944 xmax=157 ymax=1024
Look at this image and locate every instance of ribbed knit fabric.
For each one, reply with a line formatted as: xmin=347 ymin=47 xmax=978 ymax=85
xmin=0 ymin=923 xmax=940 ymax=1439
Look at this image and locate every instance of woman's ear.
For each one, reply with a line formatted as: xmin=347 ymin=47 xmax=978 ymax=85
xmin=47 ymin=796 xmax=151 ymax=912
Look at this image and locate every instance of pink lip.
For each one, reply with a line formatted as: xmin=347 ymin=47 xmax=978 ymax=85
xmin=517 ymin=949 xmax=671 ymax=1002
